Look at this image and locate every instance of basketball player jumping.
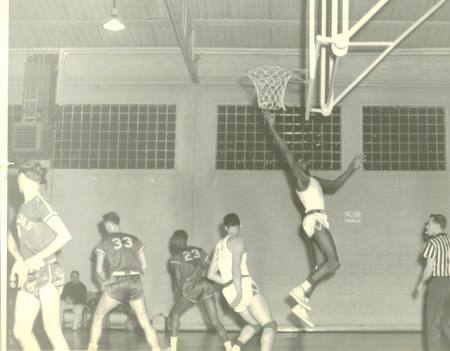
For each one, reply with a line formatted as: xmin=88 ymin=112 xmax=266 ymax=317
xmin=8 ymin=160 xmax=71 ymax=351
xmin=88 ymin=211 xmax=162 ymax=351
xmin=265 ymin=114 xmax=364 ymax=327
xmin=168 ymin=230 xmax=232 ymax=351
xmin=208 ymin=213 xmax=277 ymax=351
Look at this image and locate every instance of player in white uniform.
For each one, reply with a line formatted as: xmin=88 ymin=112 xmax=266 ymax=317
xmin=208 ymin=213 xmax=276 ymax=351
xmin=265 ymin=114 xmax=364 ymax=327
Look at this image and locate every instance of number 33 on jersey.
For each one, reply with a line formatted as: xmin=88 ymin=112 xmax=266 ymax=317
xmin=112 ymin=236 xmax=133 ymax=250
xmin=95 ymin=232 xmax=144 ymax=273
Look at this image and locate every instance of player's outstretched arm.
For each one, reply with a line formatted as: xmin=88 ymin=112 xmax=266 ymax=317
xmin=207 ymin=249 xmax=224 ymax=285
xmin=265 ymin=114 xmax=310 ymax=190
xmin=315 ymin=153 xmax=365 ymax=193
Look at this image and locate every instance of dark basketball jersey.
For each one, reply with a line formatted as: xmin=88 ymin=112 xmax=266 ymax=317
xmin=95 ymin=232 xmax=144 ymax=273
xmin=170 ymin=246 xmax=209 ymax=284
xmin=16 ymin=195 xmax=59 ymax=262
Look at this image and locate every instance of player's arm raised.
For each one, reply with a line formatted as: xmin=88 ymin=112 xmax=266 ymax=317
xmin=265 ymin=114 xmax=310 ymax=190
xmin=207 ymin=248 xmax=224 ymax=285
xmin=315 ymin=153 xmax=365 ymax=193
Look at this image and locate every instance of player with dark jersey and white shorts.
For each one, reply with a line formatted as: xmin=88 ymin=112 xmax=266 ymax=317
xmin=8 ymin=160 xmax=72 ymax=351
xmin=168 ymin=230 xmax=231 ymax=351
xmin=88 ymin=212 xmax=162 ymax=351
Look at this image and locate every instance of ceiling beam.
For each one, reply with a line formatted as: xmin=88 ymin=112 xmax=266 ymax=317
xmin=10 ymin=19 xmax=171 ymax=26
xmin=163 ymin=0 xmax=199 ymax=83
xmin=10 ymin=18 xmax=449 ymax=29
xmin=194 ymin=18 xmax=450 ymax=27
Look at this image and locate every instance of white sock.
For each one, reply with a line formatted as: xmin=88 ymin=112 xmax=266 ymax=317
xmin=300 ymin=280 xmax=312 ymax=293
xmin=231 ymin=346 xmax=241 ymax=351
xmin=224 ymin=340 xmax=232 ymax=351
xmin=152 ymin=348 xmax=160 ymax=351
xmin=87 ymin=343 xmax=98 ymax=351
xmin=170 ymin=336 xmax=178 ymax=351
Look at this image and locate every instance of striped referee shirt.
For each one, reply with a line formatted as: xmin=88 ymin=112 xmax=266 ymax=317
xmin=423 ymin=233 xmax=450 ymax=277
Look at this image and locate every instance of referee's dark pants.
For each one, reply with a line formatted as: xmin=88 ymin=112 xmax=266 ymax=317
xmin=426 ymin=277 xmax=450 ymax=351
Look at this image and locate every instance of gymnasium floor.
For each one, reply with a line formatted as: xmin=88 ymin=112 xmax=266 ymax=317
xmin=9 ymin=330 xmax=425 ymax=351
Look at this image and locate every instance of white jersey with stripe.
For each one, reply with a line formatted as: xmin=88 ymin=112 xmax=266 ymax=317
xmin=214 ymin=235 xmax=250 ymax=283
xmin=423 ymin=233 xmax=450 ymax=277
xmin=296 ymin=177 xmax=325 ymax=212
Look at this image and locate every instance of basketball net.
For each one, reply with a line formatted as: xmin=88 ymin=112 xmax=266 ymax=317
xmin=246 ymin=66 xmax=292 ymax=117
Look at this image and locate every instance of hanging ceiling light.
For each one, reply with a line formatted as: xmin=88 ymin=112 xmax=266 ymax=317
xmin=102 ymin=0 xmax=125 ymax=31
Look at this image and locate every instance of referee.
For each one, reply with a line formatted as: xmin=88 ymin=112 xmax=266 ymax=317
xmin=414 ymin=214 xmax=450 ymax=351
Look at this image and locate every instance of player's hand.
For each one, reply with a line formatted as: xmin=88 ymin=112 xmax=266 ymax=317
xmin=65 ymin=297 xmax=74 ymax=304
xmin=101 ymin=280 xmax=110 ymax=292
xmin=10 ymin=258 xmax=28 ymax=288
xmin=351 ymin=153 xmax=366 ymax=169
xmin=25 ymin=257 xmax=46 ymax=271
xmin=263 ymin=112 xmax=275 ymax=128
xmin=230 ymin=294 xmax=242 ymax=309
xmin=412 ymin=283 xmax=424 ymax=298
xmin=101 ymin=278 xmax=114 ymax=292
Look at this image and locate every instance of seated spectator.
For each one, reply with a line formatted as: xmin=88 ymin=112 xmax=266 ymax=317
xmin=60 ymin=271 xmax=87 ymax=330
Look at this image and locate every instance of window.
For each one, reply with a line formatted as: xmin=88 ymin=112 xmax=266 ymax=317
xmin=8 ymin=105 xmax=22 ymax=160
xmin=53 ymin=104 xmax=176 ymax=169
xmin=362 ymin=106 xmax=446 ymax=171
xmin=216 ymin=105 xmax=341 ymax=170
xmin=8 ymin=105 xmax=23 ymax=123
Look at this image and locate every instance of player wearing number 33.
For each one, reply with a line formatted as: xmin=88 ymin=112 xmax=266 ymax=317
xmin=87 ymin=212 xmax=162 ymax=351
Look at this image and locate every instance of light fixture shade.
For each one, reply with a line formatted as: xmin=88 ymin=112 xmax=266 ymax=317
xmin=102 ymin=17 xmax=125 ymax=31
xmin=103 ymin=8 xmax=125 ymax=31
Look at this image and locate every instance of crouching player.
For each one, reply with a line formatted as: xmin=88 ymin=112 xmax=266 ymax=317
xmin=168 ymin=230 xmax=232 ymax=351
xmin=208 ymin=213 xmax=277 ymax=351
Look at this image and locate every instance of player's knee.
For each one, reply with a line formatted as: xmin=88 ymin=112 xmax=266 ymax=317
xmin=262 ymin=321 xmax=278 ymax=334
xmin=250 ymin=324 xmax=261 ymax=334
xmin=171 ymin=310 xmax=181 ymax=322
xmin=93 ymin=310 xmax=106 ymax=323
xmin=13 ymin=323 xmax=30 ymax=342
xmin=209 ymin=318 xmax=220 ymax=330
xmin=327 ymin=258 xmax=340 ymax=274
xmin=135 ymin=311 xmax=151 ymax=326
xmin=43 ymin=321 xmax=62 ymax=340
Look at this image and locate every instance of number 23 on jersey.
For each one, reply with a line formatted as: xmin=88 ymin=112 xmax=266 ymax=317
xmin=182 ymin=249 xmax=201 ymax=262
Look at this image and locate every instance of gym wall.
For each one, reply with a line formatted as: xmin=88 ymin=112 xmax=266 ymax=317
xmin=8 ymin=49 xmax=450 ymax=330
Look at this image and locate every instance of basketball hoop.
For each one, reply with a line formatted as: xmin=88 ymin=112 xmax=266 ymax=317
xmin=246 ymin=66 xmax=293 ymax=114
